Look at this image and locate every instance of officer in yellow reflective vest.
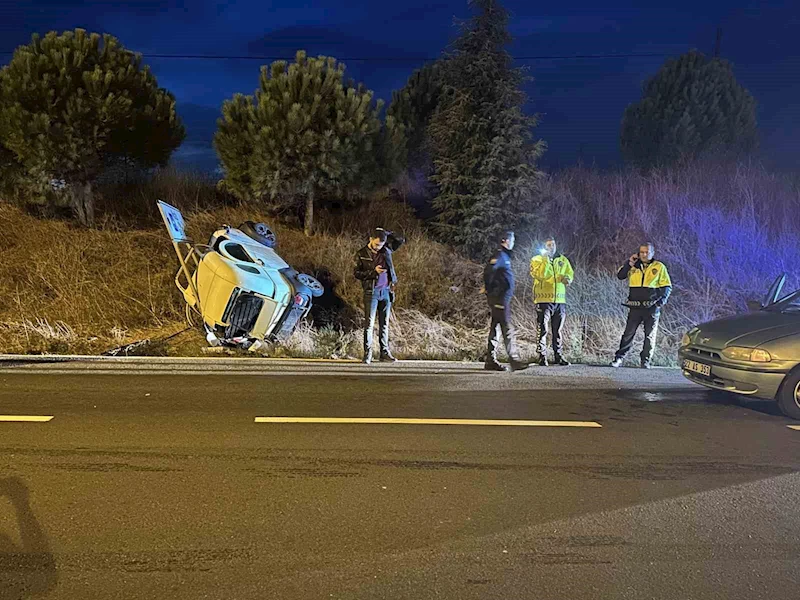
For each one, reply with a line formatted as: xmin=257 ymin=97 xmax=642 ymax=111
xmin=610 ymin=242 xmax=672 ymax=369
xmin=530 ymin=237 xmax=574 ymax=366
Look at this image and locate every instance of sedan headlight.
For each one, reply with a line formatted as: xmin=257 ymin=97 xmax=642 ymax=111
xmin=681 ymin=327 xmax=699 ymax=347
xmin=721 ymin=346 xmax=772 ymax=362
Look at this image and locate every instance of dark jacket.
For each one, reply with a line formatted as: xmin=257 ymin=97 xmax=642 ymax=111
xmin=484 ymin=247 xmax=515 ymax=306
xmin=354 ymin=235 xmax=404 ymax=295
xmin=617 ymin=258 xmax=673 ymax=309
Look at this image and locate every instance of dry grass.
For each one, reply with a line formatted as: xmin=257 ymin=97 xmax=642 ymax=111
xmin=0 ymin=187 xmax=483 ymax=358
xmin=1 ymin=159 xmax=797 ymax=365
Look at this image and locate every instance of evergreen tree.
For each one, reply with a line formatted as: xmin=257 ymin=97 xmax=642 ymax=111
xmin=0 ymin=29 xmax=185 ymax=225
xmin=351 ymin=112 xmax=406 ymax=200
xmin=214 ymin=51 xmax=383 ymax=236
xmin=0 ymin=140 xmax=24 ymax=201
xmin=214 ymin=94 xmax=257 ymax=202
xmin=621 ymin=49 xmax=758 ymax=168
xmin=387 ymin=62 xmax=442 ymax=171
xmin=428 ymin=0 xmax=545 ymax=259
xmin=374 ymin=114 xmax=407 ymax=186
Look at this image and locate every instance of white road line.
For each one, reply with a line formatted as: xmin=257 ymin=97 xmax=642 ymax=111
xmin=788 ymin=425 xmax=800 ymax=431
xmin=0 ymin=415 xmax=54 ymax=422
xmin=254 ymin=417 xmax=602 ymax=427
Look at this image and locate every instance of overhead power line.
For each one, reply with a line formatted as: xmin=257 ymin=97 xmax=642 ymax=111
xmin=0 ymin=51 xmax=672 ymax=62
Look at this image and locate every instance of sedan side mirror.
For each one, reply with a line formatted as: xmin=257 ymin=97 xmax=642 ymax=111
xmin=746 ymin=300 xmax=762 ymax=312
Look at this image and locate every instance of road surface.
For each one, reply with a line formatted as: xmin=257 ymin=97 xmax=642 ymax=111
xmin=1 ymin=357 xmax=799 ymax=599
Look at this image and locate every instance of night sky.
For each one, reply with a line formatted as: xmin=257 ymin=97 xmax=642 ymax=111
xmin=2 ymin=1 xmax=798 ymax=173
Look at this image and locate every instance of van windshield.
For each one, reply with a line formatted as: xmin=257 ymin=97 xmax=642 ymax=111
xmin=224 ymin=242 xmax=256 ymax=263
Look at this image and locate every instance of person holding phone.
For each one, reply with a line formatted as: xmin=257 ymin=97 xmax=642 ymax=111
xmin=354 ymin=228 xmax=404 ymax=364
xmin=610 ymin=242 xmax=672 ymax=368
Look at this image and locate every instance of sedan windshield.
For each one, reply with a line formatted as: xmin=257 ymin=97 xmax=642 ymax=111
xmin=765 ymin=288 xmax=800 ymax=313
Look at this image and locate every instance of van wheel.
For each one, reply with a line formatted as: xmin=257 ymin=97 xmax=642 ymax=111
xmin=776 ymin=370 xmax=800 ymax=420
xmin=239 ymin=221 xmax=277 ymax=248
xmin=297 ymin=273 xmax=324 ymax=297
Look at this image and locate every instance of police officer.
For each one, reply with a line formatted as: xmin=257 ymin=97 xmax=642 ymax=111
xmin=483 ymin=231 xmax=529 ymax=372
xmin=530 ymin=237 xmax=574 ymax=366
xmin=610 ymin=242 xmax=672 ymax=368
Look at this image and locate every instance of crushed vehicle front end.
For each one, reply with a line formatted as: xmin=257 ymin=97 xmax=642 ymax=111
xmin=194 ymin=249 xmax=312 ymax=347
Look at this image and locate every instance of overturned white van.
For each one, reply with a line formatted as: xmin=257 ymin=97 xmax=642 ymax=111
xmin=157 ymin=200 xmax=323 ymax=349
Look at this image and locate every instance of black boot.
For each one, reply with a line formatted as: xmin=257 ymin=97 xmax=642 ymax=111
xmin=484 ymin=360 xmax=507 ymax=372
xmin=553 ymin=355 xmax=570 ymax=366
xmin=380 ymin=351 xmax=398 ymax=363
xmin=510 ymin=358 xmax=529 ymax=372
xmin=537 ymin=354 xmax=549 ymax=367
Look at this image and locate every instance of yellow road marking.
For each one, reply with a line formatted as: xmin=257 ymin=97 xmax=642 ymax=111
xmin=788 ymin=425 xmax=800 ymax=431
xmin=0 ymin=415 xmax=54 ymax=422
xmin=255 ymin=417 xmax=601 ymax=427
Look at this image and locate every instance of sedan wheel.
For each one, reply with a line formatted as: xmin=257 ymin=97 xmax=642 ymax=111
xmin=776 ymin=370 xmax=800 ymax=420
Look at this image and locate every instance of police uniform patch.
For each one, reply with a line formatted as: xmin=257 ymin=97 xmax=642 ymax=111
xmin=651 ymin=268 xmax=658 ymax=275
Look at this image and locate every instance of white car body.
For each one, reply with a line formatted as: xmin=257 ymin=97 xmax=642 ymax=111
xmin=157 ymin=200 xmax=322 ymax=348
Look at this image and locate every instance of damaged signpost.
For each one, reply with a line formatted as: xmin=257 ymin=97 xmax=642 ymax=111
xmin=157 ymin=200 xmax=205 ymax=326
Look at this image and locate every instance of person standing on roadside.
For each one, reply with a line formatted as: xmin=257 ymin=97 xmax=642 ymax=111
xmin=610 ymin=242 xmax=672 ymax=369
xmin=354 ymin=228 xmax=404 ymax=364
xmin=483 ymin=231 xmax=529 ymax=372
xmin=530 ymin=237 xmax=574 ymax=366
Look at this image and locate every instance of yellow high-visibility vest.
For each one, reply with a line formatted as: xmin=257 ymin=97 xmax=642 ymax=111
xmin=625 ymin=261 xmax=671 ymax=289
xmin=620 ymin=260 xmax=672 ymax=307
xmin=530 ymin=254 xmax=574 ymax=304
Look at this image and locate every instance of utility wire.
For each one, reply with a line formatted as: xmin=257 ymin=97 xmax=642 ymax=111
xmin=0 ymin=51 xmax=672 ymax=61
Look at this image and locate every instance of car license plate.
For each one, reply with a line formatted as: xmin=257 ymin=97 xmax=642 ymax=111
xmin=683 ymin=359 xmax=711 ymax=377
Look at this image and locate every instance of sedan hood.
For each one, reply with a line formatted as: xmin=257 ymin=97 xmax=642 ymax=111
xmin=694 ymin=311 xmax=800 ymax=349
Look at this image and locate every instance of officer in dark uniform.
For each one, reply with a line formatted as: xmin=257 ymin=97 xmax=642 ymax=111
xmin=483 ymin=231 xmax=529 ymax=372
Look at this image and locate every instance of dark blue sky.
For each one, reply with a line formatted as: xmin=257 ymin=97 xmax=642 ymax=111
xmin=2 ymin=0 xmax=798 ymax=172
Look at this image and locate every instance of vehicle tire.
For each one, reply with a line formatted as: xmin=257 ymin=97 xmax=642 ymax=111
xmin=239 ymin=221 xmax=277 ymax=248
xmin=297 ymin=273 xmax=324 ymax=297
xmin=776 ymin=369 xmax=800 ymax=420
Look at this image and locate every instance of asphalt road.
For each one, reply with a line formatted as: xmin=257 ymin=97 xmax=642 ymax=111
xmin=1 ymin=357 xmax=799 ymax=599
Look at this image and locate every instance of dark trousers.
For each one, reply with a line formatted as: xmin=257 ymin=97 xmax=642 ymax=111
xmin=487 ymin=303 xmax=520 ymax=362
xmin=615 ymin=307 xmax=661 ymax=364
xmin=536 ymin=303 xmax=566 ymax=358
xmin=363 ymin=287 xmax=391 ymax=356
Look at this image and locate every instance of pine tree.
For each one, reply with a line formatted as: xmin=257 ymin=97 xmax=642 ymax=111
xmin=214 ymin=94 xmax=257 ymax=202
xmin=387 ymin=62 xmax=442 ymax=171
xmin=0 ymin=29 xmax=185 ymax=225
xmin=621 ymin=49 xmax=758 ymax=168
xmin=428 ymin=0 xmax=545 ymax=259
xmin=0 ymin=140 xmax=24 ymax=201
xmin=353 ymin=112 xmax=406 ymax=199
xmin=374 ymin=114 xmax=407 ymax=186
xmin=214 ymin=51 xmax=383 ymax=236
